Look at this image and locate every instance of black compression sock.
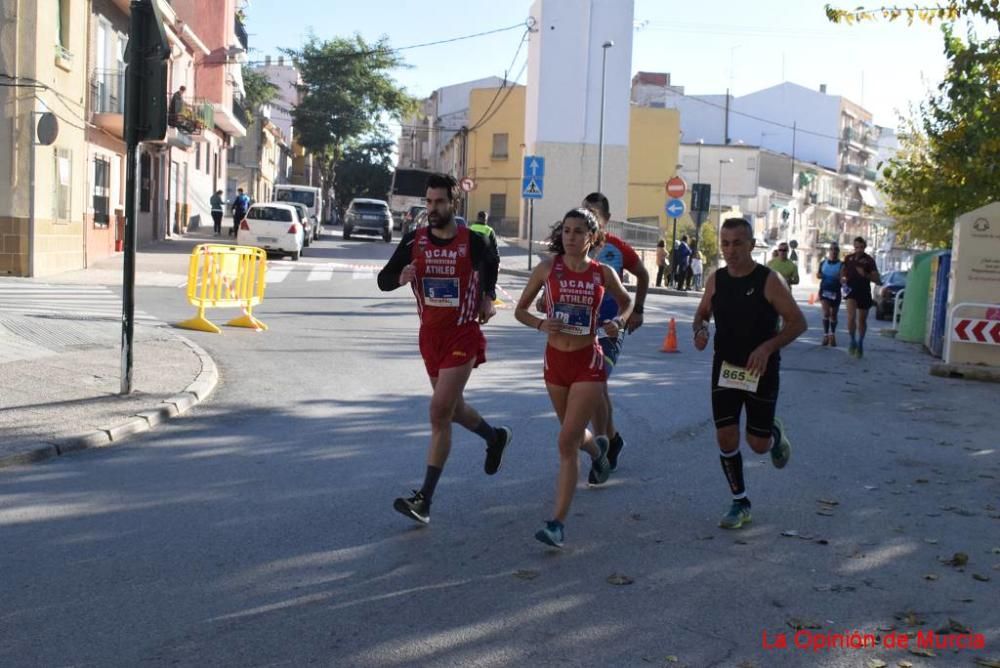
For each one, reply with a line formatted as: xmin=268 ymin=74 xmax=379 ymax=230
xmin=419 ymin=465 xmax=443 ymax=503
xmin=473 ymin=418 xmax=497 ymax=446
xmin=720 ymin=450 xmax=746 ymax=498
xmin=822 ymin=318 xmax=830 ymax=334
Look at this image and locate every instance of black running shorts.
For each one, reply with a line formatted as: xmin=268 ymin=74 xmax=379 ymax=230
xmin=711 ymin=357 xmax=780 ymax=438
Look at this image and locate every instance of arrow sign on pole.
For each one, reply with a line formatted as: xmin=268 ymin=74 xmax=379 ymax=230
xmin=523 ymin=155 xmax=545 ymax=178
xmin=665 ymin=198 xmax=686 ymax=218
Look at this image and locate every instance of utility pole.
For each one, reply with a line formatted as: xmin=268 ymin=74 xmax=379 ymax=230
xmin=121 ymin=0 xmax=170 ymax=394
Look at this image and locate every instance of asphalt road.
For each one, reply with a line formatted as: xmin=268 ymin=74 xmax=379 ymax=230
xmin=2 ymin=228 xmax=998 ymax=667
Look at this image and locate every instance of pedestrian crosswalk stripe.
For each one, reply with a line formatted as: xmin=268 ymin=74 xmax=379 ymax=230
xmin=266 ymin=267 xmax=292 ymax=284
xmin=0 ymin=281 xmax=160 ymax=323
xmin=306 ymin=263 xmax=334 ymax=282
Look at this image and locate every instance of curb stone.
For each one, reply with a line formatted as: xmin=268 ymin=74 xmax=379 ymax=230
xmin=0 ymin=333 xmax=218 ymax=469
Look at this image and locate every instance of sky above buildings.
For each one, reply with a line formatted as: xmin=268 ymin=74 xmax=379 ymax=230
xmin=248 ymin=0 xmax=993 ymax=130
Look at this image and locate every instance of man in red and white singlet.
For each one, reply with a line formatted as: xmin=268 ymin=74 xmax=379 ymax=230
xmin=378 ymin=173 xmax=510 ymax=526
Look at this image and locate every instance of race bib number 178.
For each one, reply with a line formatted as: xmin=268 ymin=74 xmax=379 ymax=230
xmin=718 ymin=361 xmax=760 ymax=392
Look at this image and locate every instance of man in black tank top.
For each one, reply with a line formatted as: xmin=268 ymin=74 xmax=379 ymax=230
xmin=692 ymin=218 xmax=807 ymax=529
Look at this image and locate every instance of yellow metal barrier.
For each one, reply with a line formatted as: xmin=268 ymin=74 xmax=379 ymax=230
xmin=176 ymin=244 xmax=268 ymax=333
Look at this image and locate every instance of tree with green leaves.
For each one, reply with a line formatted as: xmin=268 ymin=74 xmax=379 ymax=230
xmin=332 ymin=139 xmax=395 ymax=210
xmin=283 ymin=35 xmax=414 ymax=200
xmin=241 ymin=65 xmax=279 ymax=115
xmin=826 ymin=2 xmax=999 ymax=247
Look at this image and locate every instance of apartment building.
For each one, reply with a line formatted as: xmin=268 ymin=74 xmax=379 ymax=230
xmin=1 ymin=0 xmax=90 ymax=276
xmin=0 ymin=0 xmax=247 ymax=276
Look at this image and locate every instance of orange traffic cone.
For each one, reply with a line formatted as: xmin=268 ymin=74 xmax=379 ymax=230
xmin=661 ymin=318 xmax=680 ymax=353
xmin=808 ymin=293 xmax=816 ymax=305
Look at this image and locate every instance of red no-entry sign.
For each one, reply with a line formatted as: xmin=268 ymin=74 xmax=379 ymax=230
xmin=666 ymin=176 xmax=686 ymax=199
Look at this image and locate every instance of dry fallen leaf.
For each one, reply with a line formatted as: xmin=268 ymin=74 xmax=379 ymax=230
xmin=942 ymin=552 xmax=969 ymax=567
xmin=816 ymin=510 xmax=834 ymax=517
xmin=817 ymin=498 xmax=839 ymax=506
xmin=972 ymin=573 xmax=991 ymax=582
xmin=924 ymin=538 xmax=939 ymax=545
xmin=897 ymin=661 xmax=913 ymax=668
xmin=949 ymin=618 xmax=972 ymax=633
xmin=665 ymin=657 xmax=679 ymax=664
xmin=973 ymin=659 xmax=1000 ymax=668
xmin=607 ymin=573 xmax=634 ymax=586
xmin=867 ymin=659 xmax=888 ymax=668
xmin=786 ymin=617 xmax=822 ymax=630
xmin=909 ymin=647 xmax=935 ymax=658
xmin=781 ymin=530 xmax=799 ymax=537
xmin=894 ymin=610 xmax=925 ymax=626
xmin=513 ymin=569 xmax=540 ymax=580
xmin=923 ymin=574 xmax=938 ymax=581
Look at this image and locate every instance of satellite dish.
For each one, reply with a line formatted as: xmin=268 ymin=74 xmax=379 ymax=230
xmin=36 ymin=112 xmax=59 ymax=146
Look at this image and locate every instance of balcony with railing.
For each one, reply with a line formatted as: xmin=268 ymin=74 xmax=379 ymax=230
xmin=232 ymin=97 xmax=249 ymax=127
xmin=90 ymin=69 xmax=126 ymax=137
xmin=235 ymin=16 xmax=249 ymax=52
xmin=864 ymin=168 xmax=878 ymax=182
xmin=167 ymin=98 xmax=215 ymax=140
xmin=842 ymin=163 xmax=866 ymax=180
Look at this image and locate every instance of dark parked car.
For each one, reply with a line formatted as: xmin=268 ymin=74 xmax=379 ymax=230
xmin=405 ymin=211 xmax=466 ymax=236
xmin=344 ymin=198 xmax=392 ymax=242
xmin=400 ymin=205 xmax=425 ymax=232
xmin=874 ymin=270 xmax=908 ymax=320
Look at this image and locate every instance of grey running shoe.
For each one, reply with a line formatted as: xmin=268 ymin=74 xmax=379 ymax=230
xmin=719 ymin=499 xmax=752 ymax=529
xmin=588 ymin=436 xmax=611 ymax=486
xmin=534 ymin=520 xmax=565 ymax=548
xmin=607 ymin=433 xmax=625 ymax=472
xmin=393 ymin=491 xmax=430 ymax=525
xmin=484 ymin=426 xmax=512 ymax=475
xmin=770 ymin=417 xmax=791 ymax=469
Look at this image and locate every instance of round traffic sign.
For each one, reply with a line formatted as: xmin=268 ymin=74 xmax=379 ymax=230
xmin=459 ymin=177 xmax=475 ymax=193
xmin=666 ymin=176 xmax=686 ymax=199
xmin=665 ymin=198 xmax=686 ymax=218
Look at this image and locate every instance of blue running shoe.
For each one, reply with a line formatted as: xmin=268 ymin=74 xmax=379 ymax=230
xmin=535 ymin=520 xmax=565 ymax=548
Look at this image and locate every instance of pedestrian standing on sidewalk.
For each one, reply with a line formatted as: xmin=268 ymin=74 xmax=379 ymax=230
xmin=231 ymin=188 xmax=250 ymax=238
xmin=655 ymin=240 xmax=668 ymax=288
xmin=210 ymin=190 xmax=224 ymax=236
xmin=692 ymin=217 xmax=806 ymax=529
xmin=691 ymin=250 xmax=704 ymax=291
xmin=840 ymin=236 xmax=880 ymax=358
xmin=816 ymin=243 xmax=843 ymax=346
xmin=673 ymin=235 xmax=692 ymax=290
xmin=582 ymin=192 xmax=648 ymax=474
xmin=377 ymin=173 xmax=511 ymax=526
xmin=515 ymin=207 xmax=632 ymax=548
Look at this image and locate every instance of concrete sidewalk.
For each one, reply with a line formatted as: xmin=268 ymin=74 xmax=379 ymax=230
xmin=0 ymin=278 xmax=217 ymax=469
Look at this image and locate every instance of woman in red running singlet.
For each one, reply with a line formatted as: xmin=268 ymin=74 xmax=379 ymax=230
xmin=514 ymin=208 xmax=633 ymax=548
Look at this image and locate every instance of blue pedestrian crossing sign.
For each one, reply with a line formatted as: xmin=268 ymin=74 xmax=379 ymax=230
xmin=665 ymin=198 xmax=686 ymax=218
xmin=522 ymin=177 xmax=544 ymax=199
xmin=522 ymin=155 xmax=545 ymax=199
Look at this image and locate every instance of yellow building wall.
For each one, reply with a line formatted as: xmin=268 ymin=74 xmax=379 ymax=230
xmin=627 ymin=106 xmax=680 ymax=237
xmin=465 ymin=86 xmax=525 ymax=223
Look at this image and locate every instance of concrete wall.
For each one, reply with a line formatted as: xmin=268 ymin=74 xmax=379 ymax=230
xmin=732 ymin=83 xmax=841 ymax=171
xmin=627 ymin=105 xmax=680 ymax=230
xmin=524 ymin=0 xmax=633 ymax=234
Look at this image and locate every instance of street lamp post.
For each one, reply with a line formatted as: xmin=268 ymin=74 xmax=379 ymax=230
xmin=597 ymin=39 xmax=614 ymax=193
xmin=718 ymin=158 xmax=733 ymax=226
xmin=696 ymin=138 xmax=704 ymax=184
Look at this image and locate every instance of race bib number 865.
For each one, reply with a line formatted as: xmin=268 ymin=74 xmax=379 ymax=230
xmin=718 ymin=361 xmax=760 ymax=392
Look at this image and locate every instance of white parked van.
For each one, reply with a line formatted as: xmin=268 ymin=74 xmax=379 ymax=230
xmin=274 ymin=185 xmax=323 ymax=241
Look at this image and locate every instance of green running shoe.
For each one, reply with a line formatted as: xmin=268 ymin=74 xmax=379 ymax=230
xmin=719 ymin=499 xmax=752 ymax=529
xmin=770 ymin=417 xmax=791 ymax=469
xmin=535 ymin=520 xmax=565 ymax=548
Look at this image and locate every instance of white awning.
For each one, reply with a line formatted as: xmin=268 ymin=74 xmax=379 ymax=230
xmin=860 ymin=187 xmax=879 ymax=208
